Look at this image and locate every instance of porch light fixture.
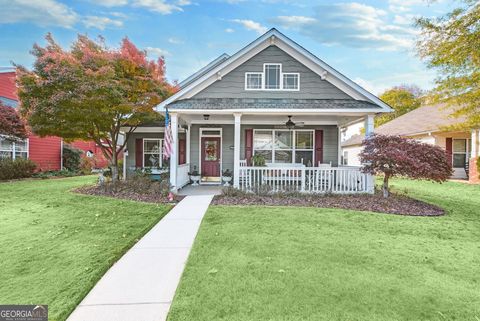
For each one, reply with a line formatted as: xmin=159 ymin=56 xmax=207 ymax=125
xmin=203 ymin=114 xmax=210 ymax=120
xmin=285 ymin=115 xmax=295 ymax=130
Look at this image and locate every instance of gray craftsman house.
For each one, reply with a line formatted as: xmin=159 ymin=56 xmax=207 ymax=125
xmin=121 ymin=29 xmax=392 ymax=194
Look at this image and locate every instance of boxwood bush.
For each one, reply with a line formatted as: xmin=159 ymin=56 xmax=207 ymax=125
xmin=0 ymin=158 xmax=37 ymax=180
xmin=62 ymin=145 xmax=82 ymax=172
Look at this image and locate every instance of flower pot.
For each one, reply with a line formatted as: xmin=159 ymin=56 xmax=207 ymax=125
xmin=190 ymin=175 xmax=201 ymax=186
xmin=222 ymin=176 xmax=232 ymax=186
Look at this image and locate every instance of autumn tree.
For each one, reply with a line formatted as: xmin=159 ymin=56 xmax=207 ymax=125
xmin=360 ymin=134 xmax=452 ymax=198
xmin=376 ymin=85 xmax=423 ymax=127
xmin=0 ymin=103 xmax=27 ymax=139
xmin=416 ymin=0 xmax=480 ymax=129
xmin=17 ymin=34 xmax=177 ymax=181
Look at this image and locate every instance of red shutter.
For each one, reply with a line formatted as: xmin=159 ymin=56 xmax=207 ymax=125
xmin=135 ymin=139 xmax=143 ymax=168
xmin=178 ymin=139 xmax=186 ymax=165
xmin=446 ymin=137 xmax=453 ymax=166
xmin=314 ymin=130 xmax=324 ymax=165
xmin=245 ymin=129 xmax=253 ymax=165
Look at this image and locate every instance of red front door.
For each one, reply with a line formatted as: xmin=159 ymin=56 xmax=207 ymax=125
xmin=201 ymin=137 xmax=221 ymax=177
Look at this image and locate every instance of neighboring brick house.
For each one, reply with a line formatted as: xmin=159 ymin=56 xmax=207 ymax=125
xmin=0 ymin=70 xmax=109 ymax=170
xmin=341 ymin=103 xmax=480 ymax=182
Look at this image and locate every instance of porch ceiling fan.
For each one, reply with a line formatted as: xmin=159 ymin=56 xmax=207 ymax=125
xmin=285 ymin=115 xmax=304 ymax=129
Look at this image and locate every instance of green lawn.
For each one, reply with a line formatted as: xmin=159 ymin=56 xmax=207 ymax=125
xmin=169 ymin=180 xmax=480 ymax=321
xmin=0 ymin=176 xmax=171 ymax=321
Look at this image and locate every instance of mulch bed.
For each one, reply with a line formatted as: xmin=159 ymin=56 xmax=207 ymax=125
xmin=212 ymin=191 xmax=444 ymax=216
xmin=75 ymin=185 xmax=184 ymax=204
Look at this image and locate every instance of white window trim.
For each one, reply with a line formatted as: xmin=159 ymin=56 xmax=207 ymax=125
xmin=282 ymin=72 xmax=300 ymax=91
xmin=199 ymin=128 xmax=223 ymax=179
xmin=245 ymin=63 xmax=300 ymax=91
xmin=244 ymin=72 xmax=263 ymax=90
xmin=253 ymin=129 xmax=314 ymax=164
xmin=142 ymin=138 xmax=163 ymax=168
xmin=452 ymin=138 xmax=470 ymax=168
xmin=0 ymin=136 xmax=29 ymax=160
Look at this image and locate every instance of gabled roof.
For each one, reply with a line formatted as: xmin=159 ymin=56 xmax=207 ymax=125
xmin=342 ymin=104 xmax=467 ymax=147
xmin=157 ymin=28 xmax=393 ymax=113
xmin=178 ymin=53 xmax=230 ymax=89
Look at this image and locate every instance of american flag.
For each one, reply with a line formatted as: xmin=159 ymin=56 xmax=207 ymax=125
xmin=163 ymin=107 xmax=173 ymax=160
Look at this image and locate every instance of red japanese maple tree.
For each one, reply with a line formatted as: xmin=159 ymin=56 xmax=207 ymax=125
xmin=0 ymin=103 xmax=27 ymax=139
xmin=360 ymin=134 xmax=452 ymax=197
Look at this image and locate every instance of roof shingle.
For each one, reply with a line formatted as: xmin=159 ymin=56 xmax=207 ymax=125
xmin=168 ymin=98 xmax=381 ymax=110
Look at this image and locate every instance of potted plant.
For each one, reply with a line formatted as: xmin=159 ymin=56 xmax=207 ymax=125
xmin=251 ymin=154 xmax=266 ymax=166
xmin=188 ymin=166 xmax=201 ymax=186
xmin=222 ymin=169 xmax=232 ymax=186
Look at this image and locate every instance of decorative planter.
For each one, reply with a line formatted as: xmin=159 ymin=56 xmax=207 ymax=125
xmin=222 ymin=176 xmax=232 ymax=186
xmin=190 ymin=175 xmax=201 ymax=186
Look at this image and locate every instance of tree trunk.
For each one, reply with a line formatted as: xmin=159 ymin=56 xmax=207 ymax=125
xmin=382 ymin=173 xmax=390 ymax=198
xmin=111 ymin=151 xmax=119 ymax=186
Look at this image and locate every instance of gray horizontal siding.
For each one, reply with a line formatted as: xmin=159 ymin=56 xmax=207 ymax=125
xmin=193 ymin=46 xmax=352 ymax=100
xmin=125 ymin=131 xmax=185 ymax=178
xmin=240 ymin=125 xmax=339 ymax=166
xmin=189 ymin=124 xmax=234 ymax=174
xmin=189 ymin=124 xmax=339 ymax=172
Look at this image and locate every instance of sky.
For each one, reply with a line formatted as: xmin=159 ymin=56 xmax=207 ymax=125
xmin=0 ymin=0 xmax=456 ymax=95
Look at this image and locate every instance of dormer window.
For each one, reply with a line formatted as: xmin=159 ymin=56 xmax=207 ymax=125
xmin=245 ymin=63 xmax=300 ymax=91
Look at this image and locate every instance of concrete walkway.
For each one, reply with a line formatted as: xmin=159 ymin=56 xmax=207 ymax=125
xmin=67 ymin=195 xmax=213 ymax=321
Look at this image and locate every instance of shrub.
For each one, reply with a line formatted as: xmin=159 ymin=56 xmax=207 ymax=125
xmin=62 ymin=145 xmax=82 ymax=171
xmin=360 ymin=134 xmax=452 ymax=197
xmin=79 ymin=156 xmax=95 ymax=175
xmin=33 ymin=170 xmax=79 ymax=179
xmin=0 ymin=158 xmax=36 ymax=180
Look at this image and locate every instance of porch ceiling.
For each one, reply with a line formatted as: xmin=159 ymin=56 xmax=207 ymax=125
xmin=177 ymin=113 xmax=364 ymax=127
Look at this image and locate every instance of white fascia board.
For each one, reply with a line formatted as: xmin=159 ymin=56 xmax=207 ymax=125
xmin=156 ymin=29 xmax=393 ymax=113
xmin=178 ymin=53 xmax=230 ymax=88
xmin=171 ymin=108 xmax=381 ymax=115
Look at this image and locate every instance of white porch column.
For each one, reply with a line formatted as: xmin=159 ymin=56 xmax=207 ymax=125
xmin=233 ymin=113 xmax=242 ymax=188
xmin=122 ymin=147 xmax=127 ymax=181
xmin=337 ymin=125 xmax=342 ymax=166
xmin=364 ymin=114 xmax=375 ymax=194
xmin=169 ymin=113 xmax=178 ymax=191
xmin=186 ymin=124 xmax=191 ymax=165
xmin=471 ymin=129 xmax=479 ymax=158
xmin=364 ymin=114 xmax=374 ymax=137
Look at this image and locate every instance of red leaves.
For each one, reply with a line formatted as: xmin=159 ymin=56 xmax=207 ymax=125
xmin=0 ymin=103 xmax=27 ymax=139
xmin=360 ymin=134 xmax=453 ymax=182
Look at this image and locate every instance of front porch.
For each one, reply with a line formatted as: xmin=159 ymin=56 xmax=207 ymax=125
xmin=124 ymin=110 xmax=375 ymax=194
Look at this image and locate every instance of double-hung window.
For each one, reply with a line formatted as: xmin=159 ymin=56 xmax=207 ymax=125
xmin=452 ymin=139 xmax=469 ymax=168
xmin=253 ymin=129 xmax=314 ymax=166
xmin=245 ymin=63 xmax=300 ymax=90
xmin=143 ymin=139 xmax=163 ymax=168
xmin=0 ymin=137 xmax=28 ymax=160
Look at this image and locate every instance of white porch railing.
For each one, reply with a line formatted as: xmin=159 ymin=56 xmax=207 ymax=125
xmin=238 ymin=166 xmax=372 ymax=194
xmin=176 ymin=163 xmax=190 ymax=189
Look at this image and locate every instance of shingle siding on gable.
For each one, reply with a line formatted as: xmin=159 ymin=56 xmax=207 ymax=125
xmin=192 ymin=46 xmax=353 ymax=100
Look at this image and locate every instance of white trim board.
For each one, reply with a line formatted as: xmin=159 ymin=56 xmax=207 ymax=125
xmin=198 ymin=128 xmax=223 ymax=181
xmin=156 ymin=29 xmax=392 ymax=113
